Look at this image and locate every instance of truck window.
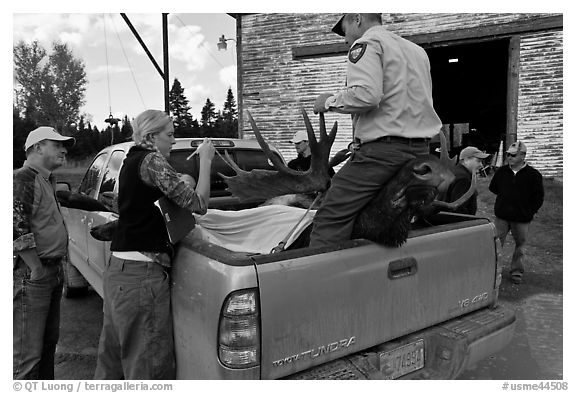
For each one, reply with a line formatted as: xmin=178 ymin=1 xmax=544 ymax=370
xmin=234 ymin=150 xmax=277 ymax=171
xmin=78 ymin=154 xmax=108 ymax=198
xmin=99 ymin=150 xmax=125 ymax=196
xmin=168 ymin=149 xmax=279 ymax=198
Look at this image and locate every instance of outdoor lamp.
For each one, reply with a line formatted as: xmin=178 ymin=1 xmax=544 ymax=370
xmin=217 ymin=34 xmax=236 ymax=51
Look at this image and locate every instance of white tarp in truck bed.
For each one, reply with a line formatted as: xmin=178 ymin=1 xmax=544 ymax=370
xmin=194 ymin=205 xmax=315 ymax=254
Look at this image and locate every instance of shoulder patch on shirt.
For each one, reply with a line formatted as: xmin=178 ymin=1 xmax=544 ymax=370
xmin=348 ymin=42 xmax=367 ymax=64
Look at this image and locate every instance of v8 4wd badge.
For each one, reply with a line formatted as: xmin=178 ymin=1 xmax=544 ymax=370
xmin=459 ymin=292 xmax=489 ymax=308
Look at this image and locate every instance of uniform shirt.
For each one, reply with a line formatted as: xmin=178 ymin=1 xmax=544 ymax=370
xmin=325 ymin=25 xmax=442 ymax=143
xmin=13 ymin=162 xmax=68 ymax=259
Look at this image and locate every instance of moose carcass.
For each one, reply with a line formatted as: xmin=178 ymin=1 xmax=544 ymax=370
xmin=220 ymin=109 xmax=475 ymax=248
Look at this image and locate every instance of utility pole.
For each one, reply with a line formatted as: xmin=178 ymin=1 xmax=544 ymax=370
xmin=121 ymin=13 xmax=170 ymax=115
xmin=162 ymin=13 xmax=169 ymax=115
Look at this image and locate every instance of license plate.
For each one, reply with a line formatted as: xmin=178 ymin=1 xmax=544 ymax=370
xmin=379 ymin=339 xmax=425 ymax=379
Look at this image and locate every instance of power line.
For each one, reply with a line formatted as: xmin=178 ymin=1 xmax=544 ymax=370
xmin=172 ymin=14 xmax=227 ymax=70
xmin=102 ymin=14 xmax=113 ymax=116
xmin=109 ymin=14 xmax=147 ymax=110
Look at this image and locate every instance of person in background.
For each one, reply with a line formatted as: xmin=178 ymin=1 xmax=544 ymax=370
xmin=13 ymin=127 xmax=75 ymax=379
xmin=94 ymin=109 xmax=215 ymax=379
xmin=310 ymin=13 xmax=441 ymax=248
xmin=439 ymin=146 xmax=489 ymax=215
xmin=489 ymin=141 xmax=544 ymax=284
xmin=287 ymin=130 xmax=350 ymax=175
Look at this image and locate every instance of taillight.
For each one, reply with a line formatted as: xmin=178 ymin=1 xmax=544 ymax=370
xmin=218 ymin=289 xmax=260 ymax=368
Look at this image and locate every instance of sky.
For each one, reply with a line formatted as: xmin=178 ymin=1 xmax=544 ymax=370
xmin=13 ymin=13 xmax=237 ymax=130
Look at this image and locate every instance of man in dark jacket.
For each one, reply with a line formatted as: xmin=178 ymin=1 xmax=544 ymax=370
xmin=489 ymin=141 xmax=544 ymax=284
xmin=440 ymin=146 xmax=489 ymax=215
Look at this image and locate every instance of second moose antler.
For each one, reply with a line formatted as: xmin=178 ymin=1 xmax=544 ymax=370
xmin=219 ymin=109 xmax=338 ymax=203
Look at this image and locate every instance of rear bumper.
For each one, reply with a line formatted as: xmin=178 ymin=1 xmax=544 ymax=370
xmin=284 ymin=305 xmax=516 ymax=380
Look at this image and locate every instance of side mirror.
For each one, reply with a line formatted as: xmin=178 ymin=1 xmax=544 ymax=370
xmin=56 ymin=182 xmax=71 ymax=192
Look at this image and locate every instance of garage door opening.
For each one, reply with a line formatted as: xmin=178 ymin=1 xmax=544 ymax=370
xmin=427 ymin=39 xmax=510 ymax=158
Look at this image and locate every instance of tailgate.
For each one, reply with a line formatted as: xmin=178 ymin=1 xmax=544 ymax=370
xmin=254 ymin=220 xmax=497 ymax=379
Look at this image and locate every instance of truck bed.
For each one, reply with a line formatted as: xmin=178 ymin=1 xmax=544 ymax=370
xmin=174 ymin=213 xmax=505 ymax=379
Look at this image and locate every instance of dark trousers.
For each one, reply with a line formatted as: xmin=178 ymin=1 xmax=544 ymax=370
xmin=309 ymin=139 xmax=430 ymax=248
xmin=13 ymin=260 xmax=63 ymax=379
xmin=94 ymin=256 xmax=175 ymax=380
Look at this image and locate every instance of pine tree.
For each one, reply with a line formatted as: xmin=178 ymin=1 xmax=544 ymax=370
xmin=221 ymin=87 xmax=238 ymax=138
xmin=169 ymin=78 xmax=194 ymax=137
xmin=121 ymin=115 xmax=133 ymax=142
xmin=213 ymin=110 xmax=224 ymax=137
xmin=200 ymin=98 xmax=217 ymax=135
xmin=68 ymin=115 xmax=87 ymax=159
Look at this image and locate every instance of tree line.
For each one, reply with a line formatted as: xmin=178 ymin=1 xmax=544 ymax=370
xmin=13 ymin=40 xmax=239 ymax=168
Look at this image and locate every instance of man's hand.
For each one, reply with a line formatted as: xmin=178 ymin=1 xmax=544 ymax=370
xmin=329 ymin=148 xmax=352 ymax=167
xmin=30 ymin=265 xmax=48 ymax=281
xmin=313 ymin=93 xmax=334 ymax=114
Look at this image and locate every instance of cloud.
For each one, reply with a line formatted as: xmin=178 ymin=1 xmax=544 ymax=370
xmin=219 ymin=65 xmax=237 ymax=90
xmin=169 ymin=24 xmax=207 ymax=72
xmin=89 ymin=64 xmax=131 ymax=75
xmin=58 ymin=31 xmax=84 ymax=46
xmin=13 ymin=14 xmax=101 ymax=49
xmin=183 ymin=83 xmax=210 ymax=117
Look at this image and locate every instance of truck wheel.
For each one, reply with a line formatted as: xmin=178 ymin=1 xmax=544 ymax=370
xmin=63 ymin=258 xmax=90 ymax=298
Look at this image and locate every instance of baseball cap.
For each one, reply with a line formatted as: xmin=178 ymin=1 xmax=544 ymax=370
xmin=24 ymin=126 xmax=75 ymax=151
xmin=506 ymin=141 xmax=527 ymax=154
xmin=332 ymin=15 xmax=347 ymax=36
xmin=290 ymin=130 xmax=308 ymax=144
xmin=459 ymin=146 xmax=490 ymax=161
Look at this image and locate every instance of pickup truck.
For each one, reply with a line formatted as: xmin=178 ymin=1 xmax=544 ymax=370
xmin=60 ymin=137 xmax=515 ymax=380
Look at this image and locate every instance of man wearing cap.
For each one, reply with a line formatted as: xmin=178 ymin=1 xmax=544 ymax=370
xmin=489 ymin=141 xmax=544 ymax=284
xmin=13 ymin=126 xmax=75 ymax=379
xmin=288 ymin=130 xmax=319 ymax=172
xmin=439 ymin=146 xmax=490 ymax=215
xmin=310 ymin=13 xmax=441 ymax=247
xmin=287 ymin=130 xmax=349 ymax=175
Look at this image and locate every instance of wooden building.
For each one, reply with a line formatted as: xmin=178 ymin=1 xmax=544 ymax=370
xmin=230 ymin=13 xmax=563 ymax=178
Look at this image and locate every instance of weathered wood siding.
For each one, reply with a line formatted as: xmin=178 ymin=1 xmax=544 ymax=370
xmin=238 ymin=13 xmax=563 ymax=177
xmin=516 ymin=30 xmax=563 ymax=178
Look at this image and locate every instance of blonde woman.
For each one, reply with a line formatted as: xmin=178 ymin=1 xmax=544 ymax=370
xmin=94 ymin=109 xmax=215 ymax=379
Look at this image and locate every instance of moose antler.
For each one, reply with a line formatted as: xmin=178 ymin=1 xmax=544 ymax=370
xmin=219 ymin=108 xmax=338 ymax=202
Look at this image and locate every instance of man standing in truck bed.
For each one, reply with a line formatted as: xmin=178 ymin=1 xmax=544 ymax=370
xmin=311 ymin=13 xmax=442 ymax=248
